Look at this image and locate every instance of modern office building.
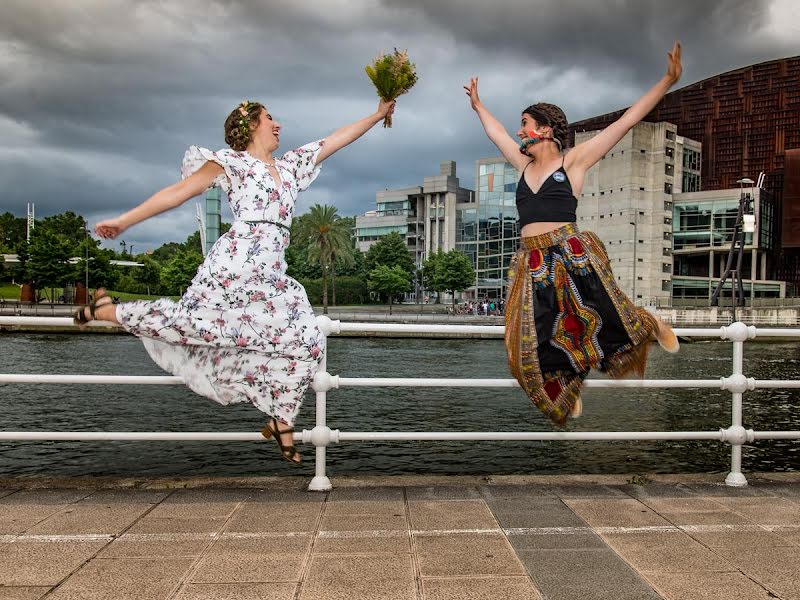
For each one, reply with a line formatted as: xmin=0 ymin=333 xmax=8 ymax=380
xmin=569 ymin=56 xmax=800 ymax=288
xmin=354 ymin=161 xmax=474 ymax=272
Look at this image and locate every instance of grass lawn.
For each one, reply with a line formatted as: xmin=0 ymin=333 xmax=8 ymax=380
xmin=0 ymin=283 xmax=175 ymax=303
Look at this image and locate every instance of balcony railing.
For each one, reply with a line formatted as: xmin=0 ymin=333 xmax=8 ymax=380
xmin=1 ymin=316 xmax=799 ymax=491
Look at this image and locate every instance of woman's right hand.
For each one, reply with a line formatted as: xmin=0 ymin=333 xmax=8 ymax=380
xmin=95 ymin=217 xmax=127 ymax=240
xmin=464 ymin=77 xmax=482 ymax=111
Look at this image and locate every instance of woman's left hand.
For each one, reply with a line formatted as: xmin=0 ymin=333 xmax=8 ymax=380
xmin=666 ymin=41 xmax=682 ymax=84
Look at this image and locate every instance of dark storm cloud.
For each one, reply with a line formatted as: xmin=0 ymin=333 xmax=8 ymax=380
xmin=0 ymin=0 xmax=795 ymax=251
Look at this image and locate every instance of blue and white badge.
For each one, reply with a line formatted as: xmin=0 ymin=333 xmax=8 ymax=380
xmin=552 ymin=171 xmax=566 ymax=183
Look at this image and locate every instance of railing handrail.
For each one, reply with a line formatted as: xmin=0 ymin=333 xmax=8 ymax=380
xmin=1 ymin=316 xmax=799 ymax=491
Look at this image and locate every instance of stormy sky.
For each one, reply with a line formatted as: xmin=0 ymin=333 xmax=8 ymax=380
xmin=1 ymin=0 xmax=797 ymax=252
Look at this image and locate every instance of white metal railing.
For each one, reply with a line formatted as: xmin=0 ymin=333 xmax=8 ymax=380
xmin=1 ymin=316 xmax=799 ymax=491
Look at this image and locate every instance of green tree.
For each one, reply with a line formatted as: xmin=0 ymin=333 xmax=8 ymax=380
xmin=161 ymin=248 xmax=203 ymax=295
xmin=0 ymin=212 xmax=26 ymax=253
xmin=422 ymin=251 xmax=445 ymax=303
xmin=135 ymin=256 xmax=162 ymax=296
xmin=26 ymin=228 xmax=73 ymax=302
xmin=437 ymin=250 xmax=475 ymax=310
xmin=364 ymin=231 xmax=414 ymax=276
xmin=368 ymin=264 xmax=412 ymax=315
xmin=40 ymin=212 xmax=87 ymax=249
xmin=298 ymin=204 xmax=352 ymax=314
xmin=73 ymin=238 xmax=119 ymax=290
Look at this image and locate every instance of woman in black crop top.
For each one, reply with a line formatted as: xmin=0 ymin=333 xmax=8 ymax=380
xmin=464 ymin=42 xmax=683 ymax=426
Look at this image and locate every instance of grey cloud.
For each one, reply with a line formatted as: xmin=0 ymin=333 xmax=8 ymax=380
xmin=0 ymin=0 xmax=795 ymax=252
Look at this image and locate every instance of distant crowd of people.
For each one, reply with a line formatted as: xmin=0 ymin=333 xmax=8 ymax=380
xmin=447 ymin=298 xmax=505 ymax=316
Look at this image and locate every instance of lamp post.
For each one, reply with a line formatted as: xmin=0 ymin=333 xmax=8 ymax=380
xmin=629 ymin=219 xmax=637 ymax=304
xmin=710 ymin=177 xmax=755 ymax=319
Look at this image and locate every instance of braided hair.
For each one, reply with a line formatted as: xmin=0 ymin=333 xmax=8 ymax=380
xmin=224 ymin=100 xmax=265 ymax=151
xmin=522 ymin=102 xmax=569 ymax=151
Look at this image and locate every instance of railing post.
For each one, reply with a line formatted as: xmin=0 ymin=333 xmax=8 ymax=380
xmin=306 ymin=316 xmax=339 ymax=492
xmin=722 ymin=322 xmax=755 ymax=487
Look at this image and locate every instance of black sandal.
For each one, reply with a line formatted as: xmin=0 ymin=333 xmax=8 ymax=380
xmin=72 ymin=294 xmax=116 ymax=327
xmin=261 ymin=418 xmax=302 ymax=464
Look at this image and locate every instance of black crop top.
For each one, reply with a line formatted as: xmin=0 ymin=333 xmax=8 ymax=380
xmin=516 ymin=160 xmax=578 ymax=227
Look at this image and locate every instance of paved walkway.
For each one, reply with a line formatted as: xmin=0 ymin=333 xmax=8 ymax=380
xmin=0 ymin=474 xmax=798 ymax=599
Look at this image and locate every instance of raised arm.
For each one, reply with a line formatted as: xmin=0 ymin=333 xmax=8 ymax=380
xmin=465 ymin=77 xmax=529 ymax=171
xmin=568 ymin=42 xmax=683 ymax=172
xmin=95 ymin=162 xmax=222 ymax=239
xmin=315 ymin=99 xmax=395 ymax=164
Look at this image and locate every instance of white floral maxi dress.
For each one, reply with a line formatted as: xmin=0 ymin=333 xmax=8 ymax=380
xmin=116 ymin=141 xmax=326 ymax=425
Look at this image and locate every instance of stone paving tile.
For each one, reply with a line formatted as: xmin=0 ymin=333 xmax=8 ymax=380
xmin=601 ymin=531 xmax=735 ymax=572
xmin=684 ymin=526 xmax=794 ymax=549
xmin=421 ymin=576 xmax=542 ymax=600
xmin=479 ymin=484 xmax=557 ymax=499
xmin=405 ymin=486 xmax=482 ymax=501
xmin=0 ymin=489 xmax=22 ymax=500
xmin=0 ymin=541 xmax=107 ymax=586
xmin=326 ymin=487 xmax=405 ymax=502
xmin=245 ymin=489 xmax=327 ymax=503
xmin=97 ymin=537 xmax=211 ymax=558
xmin=549 ymin=484 xmax=630 ymax=498
xmin=714 ymin=546 xmax=800 ymax=599
xmin=486 ymin=496 xmax=588 ymax=529
xmin=320 ymin=513 xmax=407 ymax=532
xmin=563 ymin=498 xmax=672 ymax=527
xmin=25 ymin=503 xmax=153 ymax=535
xmin=147 ymin=501 xmax=240 ymax=519
xmin=225 ymin=503 xmax=322 ymax=534
xmin=681 ymin=483 xmax=770 ymax=498
xmin=161 ymin=489 xmax=252 ymax=504
xmin=644 ymin=571 xmax=776 ymax=600
xmin=506 ymin=530 xmax=608 ymax=551
xmin=616 ymin=483 xmax=699 ymax=499
xmin=517 ymin=548 xmax=662 ymax=600
xmin=640 ymin=497 xmax=728 ymax=513
xmin=48 ymin=557 xmax=194 ymax=600
xmin=0 ymin=587 xmax=51 ymax=600
xmin=415 ymin=533 xmax=526 ymax=578
xmin=191 ymin=537 xmax=311 ymax=583
xmin=772 ymin=527 xmax=800 ymax=546
xmin=660 ymin=510 xmax=756 ymax=526
xmin=313 ymin=532 xmax=411 ymax=555
xmin=711 ymin=497 xmax=800 ymax=526
xmin=300 ymin=554 xmax=415 ymax=600
xmin=0 ymin=490 xmax=91 ymax=505
xmin=76 ymin=489 xmax=169 ymax=505
xmin=322 ymin=501 xmax=405 ymax=516
xmin=175 ymin=583 xmax=297 ymax=599
xmin=408 ymin=500 xmax=497 ymax=531
xmin=0 ymin=506 xmax=67 ymax=535
xmin=127 ymin=516 xmax=228 ymax=535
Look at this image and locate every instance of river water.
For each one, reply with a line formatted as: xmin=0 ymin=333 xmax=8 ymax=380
xmin=1 ymin=333 xmax=798 ymax=477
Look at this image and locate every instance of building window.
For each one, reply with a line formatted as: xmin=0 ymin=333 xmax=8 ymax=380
xmin=662 ymin=263 xmax=672 ymax=273
xmin=662 ymin=280 xmax=671 ymax=291
xmin=682 ymin=171 xmax=701 ymax=193
xmin=665 ymin=147 xmax=674 ymax=159
xmin=640 ymin=187 xmax=645 ymax=191
xmin=665 ymin=163 xmax=674 ymax=176
xmin=683 ymin=148 xmax=701 ymax=171
xmin=664 ymin=182 xmax=673 ymax=194
xmin=666 ymin=130 xmax=676 ymax=140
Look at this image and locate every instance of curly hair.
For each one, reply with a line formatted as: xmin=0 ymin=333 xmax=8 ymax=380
xmin=522 ymin=102 xmax=569 ymax=151
xmin=224 ymin=101 xmax=265 ymax=151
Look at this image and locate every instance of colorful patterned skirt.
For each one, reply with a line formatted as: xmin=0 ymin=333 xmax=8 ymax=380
xmin=504 ymin=223 xmax=659 ymax=426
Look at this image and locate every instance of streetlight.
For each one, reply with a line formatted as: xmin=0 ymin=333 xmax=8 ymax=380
xmin=710 ymin=177 xmax=755 ymax=319
xmin=629 ymin=219 xmax=637 ymax=304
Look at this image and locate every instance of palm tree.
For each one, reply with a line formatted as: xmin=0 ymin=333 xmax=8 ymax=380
xmin=299 ymin=204 xmax=353 ymax=314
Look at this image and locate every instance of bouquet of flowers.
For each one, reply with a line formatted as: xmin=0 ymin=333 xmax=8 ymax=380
xmin=365 ymin=49 xmax=418 ymax=127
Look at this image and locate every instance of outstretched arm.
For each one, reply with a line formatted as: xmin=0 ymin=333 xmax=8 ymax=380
xmin=568 ymin=42 xmax=683 ymax=172
xmin=95 ymin=162 xmax=222 ymax=239
xmin=316 ymin=99 xmax=395 ymax=164
xmin=465 ymin=77 xmax=529 ymax=171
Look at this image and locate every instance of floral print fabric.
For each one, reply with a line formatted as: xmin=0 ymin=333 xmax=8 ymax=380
xmin=116 ymin=141 xmax=326 ymax=425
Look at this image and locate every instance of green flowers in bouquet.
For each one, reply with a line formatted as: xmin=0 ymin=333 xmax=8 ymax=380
xmin=365 ymin=49 xmax=418 ymax=127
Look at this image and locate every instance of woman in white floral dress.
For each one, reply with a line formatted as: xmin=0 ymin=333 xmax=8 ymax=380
xmin=79 ymin=98 xmax=396 ymax=463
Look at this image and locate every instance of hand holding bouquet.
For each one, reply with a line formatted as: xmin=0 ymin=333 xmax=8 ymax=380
xmin=365 ymin=49 xmax=418 ymax=127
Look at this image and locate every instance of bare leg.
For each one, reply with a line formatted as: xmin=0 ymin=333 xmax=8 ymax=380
xmin=654 ymin=316 xmax=679 ymax=353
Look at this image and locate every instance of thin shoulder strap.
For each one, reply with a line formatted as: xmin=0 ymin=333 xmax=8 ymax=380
xmin=522 ymin=160 xmax=534 ymax=173
xmin=561 ymin=153 xmax=566 ymax=167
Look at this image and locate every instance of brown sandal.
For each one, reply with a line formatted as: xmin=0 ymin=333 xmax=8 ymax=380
xmin=261 ymin=418 xmax=302 ymax=464
xmin=72 ymin=294 xmax=117 ymax=328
